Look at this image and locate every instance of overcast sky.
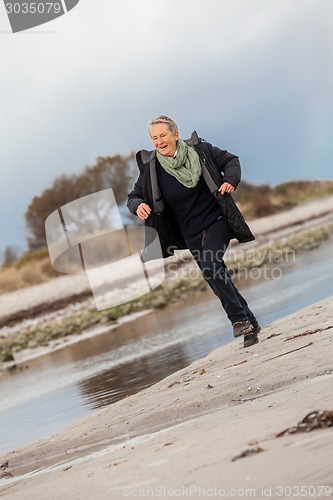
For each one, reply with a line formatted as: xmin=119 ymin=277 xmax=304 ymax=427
xmin=1 ymin=0 xmax=332 ymax=252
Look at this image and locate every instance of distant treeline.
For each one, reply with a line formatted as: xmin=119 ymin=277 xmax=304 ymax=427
xmin=2 ymin=157 xmax=333 ymax=269
xmin=234 ymin=179 xmax=333 ymax=218
xmin=25 ymin=154 xmax=137 ymax=251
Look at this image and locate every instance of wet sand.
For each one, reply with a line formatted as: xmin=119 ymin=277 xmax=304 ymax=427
xmin=0 ymin=296 xmax=332 ymax=499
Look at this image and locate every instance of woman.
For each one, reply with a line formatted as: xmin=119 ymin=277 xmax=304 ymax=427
xmin=127 ymin=115 xmax=260 ymax=347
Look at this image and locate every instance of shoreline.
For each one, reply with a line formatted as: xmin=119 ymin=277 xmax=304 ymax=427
xmin=0 ymin=295 xmax=332 ymax=498
xmin=1 ymin=217 xmax=332 ymax=369
xmin=0 ymin=309 xmax=155 ymax=370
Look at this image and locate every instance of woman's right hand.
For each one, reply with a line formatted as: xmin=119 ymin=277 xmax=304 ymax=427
xmin=136 ymin=203 xmax=151 ymax=220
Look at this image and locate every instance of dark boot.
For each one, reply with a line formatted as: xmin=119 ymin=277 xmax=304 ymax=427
xmin=244 ymin=330 xmax=259 ymax=348
xmin=233 ymin=320 xmax=253 ymax=338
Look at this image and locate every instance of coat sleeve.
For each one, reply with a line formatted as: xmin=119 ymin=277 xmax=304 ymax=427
xmin=210 ymin=144 xmax=241 ymax=190
xmin=127 ymin=155 xmax=145 ymax=216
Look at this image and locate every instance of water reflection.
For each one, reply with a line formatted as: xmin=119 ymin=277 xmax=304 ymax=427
xmin=78 ymin=346 xmax=188 ymax=410
xmin=62 ymin=290 xmax=230 ymax=410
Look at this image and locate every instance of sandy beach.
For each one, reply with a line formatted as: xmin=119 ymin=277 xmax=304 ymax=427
xmin=0 ymin=196 xmax=333 ymax=499
xmin=0 ymin=295 xmax=332 ymax=499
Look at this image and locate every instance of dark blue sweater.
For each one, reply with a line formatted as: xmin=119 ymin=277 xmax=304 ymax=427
xmin=156 ymin=162 xmax=222 ymax=238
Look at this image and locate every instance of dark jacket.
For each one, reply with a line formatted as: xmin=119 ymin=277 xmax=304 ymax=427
xmin=127 ymin=131 xmax=255 ymax=260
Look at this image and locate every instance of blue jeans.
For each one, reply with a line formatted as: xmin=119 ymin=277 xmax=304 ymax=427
xmin=185 ymin=217 xmax=257 ymax=324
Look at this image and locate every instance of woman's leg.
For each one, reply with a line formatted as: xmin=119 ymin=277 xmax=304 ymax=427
xmin=226 ymin=270 xmax=257 ymax=325
xmin=185 ymin=218 xmax=256 ymax=324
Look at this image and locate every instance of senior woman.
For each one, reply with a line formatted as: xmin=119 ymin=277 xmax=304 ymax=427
xmin=127 ymin=115 xmax=260 ymax=347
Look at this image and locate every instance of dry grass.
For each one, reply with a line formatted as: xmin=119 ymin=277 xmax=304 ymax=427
xmin=239 ymin=191 xmax=296 ymax=219
xmin=0 ymin=229 xmax=143 ymax=294
xmin=236 ymin=180 xmax=333 ymax=219
xmin=275 ymin=180 xmax=333 ymax=202
xmin=0 ymin=253 xmax=58 ymax=294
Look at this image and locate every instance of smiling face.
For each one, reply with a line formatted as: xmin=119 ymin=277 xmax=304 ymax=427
xmin=149 ymin=123 xmax=179 ymax=157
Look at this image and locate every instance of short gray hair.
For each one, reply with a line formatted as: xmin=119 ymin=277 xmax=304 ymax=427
xmin=148 ymin=115 xmax=178 ymax=136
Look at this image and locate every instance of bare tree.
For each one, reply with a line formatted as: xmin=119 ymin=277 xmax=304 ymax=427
xmin=25 ymin=153 xmax=136 ymax=250
xmin=2 ymin=245 xmax=20 ymax=267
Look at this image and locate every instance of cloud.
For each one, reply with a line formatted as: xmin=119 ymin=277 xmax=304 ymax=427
xmin=0 ymin=0 xmax=332 ymax=248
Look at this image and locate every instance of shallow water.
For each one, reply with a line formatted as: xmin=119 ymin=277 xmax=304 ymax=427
xmin=0 ymin=241 xmax=332 ymax=454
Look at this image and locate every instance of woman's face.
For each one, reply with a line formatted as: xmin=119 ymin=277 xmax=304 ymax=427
xmin=150 ymin=123 xmax=179 ymax=157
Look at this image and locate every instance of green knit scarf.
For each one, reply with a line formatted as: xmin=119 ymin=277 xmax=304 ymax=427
xmin=156 ymin=139 xmax=202 ymax=188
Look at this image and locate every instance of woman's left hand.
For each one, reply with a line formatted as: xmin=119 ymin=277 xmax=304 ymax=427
xmin=218 ymin=182 xmax=234 ymax=195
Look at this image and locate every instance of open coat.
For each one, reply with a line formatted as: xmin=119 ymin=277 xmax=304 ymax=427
xmin=127 ymin=131 xmax=255 ymax=260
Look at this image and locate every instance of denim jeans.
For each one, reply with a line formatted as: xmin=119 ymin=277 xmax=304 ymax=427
xmin=184 ymin=217 xmax=257 ymax=324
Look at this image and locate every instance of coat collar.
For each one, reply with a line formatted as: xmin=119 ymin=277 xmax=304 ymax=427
xmin=185 ymin=130 xmax=200 ymax=146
